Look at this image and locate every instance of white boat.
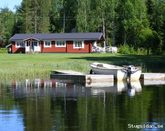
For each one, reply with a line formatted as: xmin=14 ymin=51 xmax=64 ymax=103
xmin=90 ymin=80 xmax=142 ymax=96
xmin=90 ymin=62 xmax=141 ymax=81
xmin=127 ymin=81 xmax=142 ymax=97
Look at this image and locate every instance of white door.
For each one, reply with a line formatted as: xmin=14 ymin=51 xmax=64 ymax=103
xmin=25 ymin=41 xmax=40 ymax=53
xmin=33 ymin=41 xmax=40 ymax=52
xmin=25 ymin=41 xmax=30 ymax=53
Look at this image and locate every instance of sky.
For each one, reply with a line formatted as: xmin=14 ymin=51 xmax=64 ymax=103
xmin=0 ymin=0 xmax=22 ymax=12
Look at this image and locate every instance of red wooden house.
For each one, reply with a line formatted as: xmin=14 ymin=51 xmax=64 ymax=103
xmin=7 ymin=32 xmax=104 ymax=53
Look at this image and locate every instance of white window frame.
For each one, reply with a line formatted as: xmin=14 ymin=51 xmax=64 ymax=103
xmin=25 ymin=41 xmax=30 ymax=47
xmin=73 ymin=41 xmax=84 ymax=49
xmin=44 ymin=40 xmax=51 ymax=48
xmin=16 ymin=41 xmax=25 ymax=48
xmin=55 ymin=41 xmax=66 ymax=47
xmin=32 ymin=41 xmax=39 ymax=47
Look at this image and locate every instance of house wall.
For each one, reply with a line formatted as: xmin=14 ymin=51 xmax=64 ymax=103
xmin=12 ymin=42 xmax=25 ymax=53
xmin=66 ymin=41 xmax=92 ymax=53
xmin=41 ymin=41 xmax=67 ymax=53
xmin=41 ymin=40 xmax=92 ymax=53
xmin=11 ymin=40 xmax=93 ymax=53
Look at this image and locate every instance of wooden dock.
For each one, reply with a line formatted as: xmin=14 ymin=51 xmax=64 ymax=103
xmin=142 ymin=80 xmax=165 ymax=86
xmin=50 ymin=70 xmax=165 ymax=86
xmin=50 ymin=70 xmax=114 ymax=86
xmin=51 ymin=70 xmax=84 ymax=75
xmin=140 ymin=73 xmax=165 ymax=86
xmin=140 ymin=73 xmax=165 ymax=80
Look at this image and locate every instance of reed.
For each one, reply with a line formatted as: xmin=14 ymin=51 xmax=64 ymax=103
xmin=0 ymin=53 xmax=164 ymax=80
xmin=0 ymin=53 xmax=92 ymax=80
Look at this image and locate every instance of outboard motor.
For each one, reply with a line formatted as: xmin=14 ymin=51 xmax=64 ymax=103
xmin=128 ymin=88 xmax=136 ymax=97
xmin=127 ymin=65 xmax=132 ymax=82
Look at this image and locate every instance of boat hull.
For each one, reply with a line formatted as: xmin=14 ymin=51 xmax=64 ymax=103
xmin=91 ymin=67 xmax=126 ymax=81
xmin=129 ymin=70 xmax=142 ymax=81
xmin=91 ymin=63 xmax=141 ymax=81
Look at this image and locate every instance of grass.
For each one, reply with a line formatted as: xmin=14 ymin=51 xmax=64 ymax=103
xmin=0 ymin=48 xmax=7 ymax=53
xmin=0 ymin=52 xmax=165 ymax=80
xmin=0 ymin=53 xmax=95 ymax=80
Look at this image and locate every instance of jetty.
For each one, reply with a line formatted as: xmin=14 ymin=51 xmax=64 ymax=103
xmin=50 ymin=70 xmax=114 ymax=87
xmin=50 ymin=70 xmax=165 ymax=86
xmin=140 ymin=73 xmax=165 ymax=80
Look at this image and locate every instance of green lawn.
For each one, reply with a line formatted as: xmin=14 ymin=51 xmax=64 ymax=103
xmin=0 ymin=53 xmax=165 ymax=80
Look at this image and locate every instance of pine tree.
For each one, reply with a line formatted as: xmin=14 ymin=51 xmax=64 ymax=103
xmin=37 ymin=0 xmax=51 ymax=33
xmin=76 ymin=0 xmax=89 ymax=32
xmin=0 ymin=8 xmax=15 ymax=45
xmin=21 ymin=0 xmax=33 ymax=33
xmin=49 ymin=0 xmax=64 ymax=32
xmin=116 ymin=0 xmax=149 ymax=46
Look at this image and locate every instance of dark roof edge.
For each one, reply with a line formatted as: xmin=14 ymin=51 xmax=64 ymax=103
xmin=10 ymin=32 xmax=104 ymax=41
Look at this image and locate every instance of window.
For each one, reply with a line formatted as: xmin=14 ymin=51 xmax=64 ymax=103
xmin=55 ymin=41 xmax=66 ymax=47
xmin=24 ymin=41 xmax=38 ymax=47
xmin=73 ymin=41 xmax=84 ymax=48
xmin=32 ymin=41 xmax=38 ymax=46
xmin=44 ymin=40 xmax=51 ymax=47
xmin=26 ymin=41 xmax=30 ymax=46
xmin=16 ymin=41 xmax=25 ymax=48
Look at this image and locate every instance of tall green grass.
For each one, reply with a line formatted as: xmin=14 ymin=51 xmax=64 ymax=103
xmin=0 ymin=53 xmax=96 ymax=80
xmin=0 ymin=53 xmax=164 ymax=80
xmin=0 ymin=48 xmax=7 ymax=53
xmin=118 ymin=44 xmax=147 ymax=55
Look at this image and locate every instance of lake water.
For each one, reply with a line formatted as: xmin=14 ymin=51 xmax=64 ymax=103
xmin=0 ymin=79 xmax=165 ymax=131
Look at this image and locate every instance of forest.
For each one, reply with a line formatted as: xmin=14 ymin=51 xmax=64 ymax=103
xmin=0 ymin=0 xmax=165 ymax=54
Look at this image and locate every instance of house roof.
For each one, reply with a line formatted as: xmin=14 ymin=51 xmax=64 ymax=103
xmin=10 ymin=32 xmax=104 ymax=41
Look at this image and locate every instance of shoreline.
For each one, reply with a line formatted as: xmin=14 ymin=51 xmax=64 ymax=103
xmin=0 ymin=53 xmax=165 ymax=80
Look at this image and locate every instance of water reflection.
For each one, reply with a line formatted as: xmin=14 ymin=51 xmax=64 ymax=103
xmin=127 ymin=81 xmax=142 ymax=97
xmin=11 ymin=79 xmax=142 ymax=98
xmin=1 ymin=79 xmax=165 ymax=131
xmin=90 ymin=80 xmax=142 ymax=98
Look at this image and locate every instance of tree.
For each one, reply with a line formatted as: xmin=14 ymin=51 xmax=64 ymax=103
xmin=37 ymin=0 xmax=51 ymax=33
xmin=146 ymin=0 xmax=165 ymax=52
xmin=1 ymin=0 xmax=165 ymax=53
xmin=49 ymin=0 xmax=64 ymax=32
xmin=50 ymin=0 xmax=77 ymax=33
xmin=20 ymin=0 xmax=32 ymax=33
xmin=15 ymin=0 xmax=51 ymax=33
xmin=0 ymin=8 xmax=15 ymax=46
xmin=138 ymin=28 xmax=161 ymax=55
xmin=76 ymin=0 xmax=90 ymax=32
xmin=0 ymin=36 xmax=3 ymax=47
xmin=104 ymin=0 xmax=118 ymax=46
xmin=116 ymin=0 xmax=149 ymax=47
xmin=146 ymin=0 xmax=155 ymax=27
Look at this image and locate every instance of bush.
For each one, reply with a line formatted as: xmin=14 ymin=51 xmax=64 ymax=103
xmin=118 ymin=44 xmax=147 ymax=55
xmin=0 ymin=48 xmax=7 ymax=53
xmin=118 ymin=44 xmax=134 ymax=54
xmin=138 ymin=28 xmax=162 ymax=55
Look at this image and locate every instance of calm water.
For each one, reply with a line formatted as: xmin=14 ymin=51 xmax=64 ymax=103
xmin=0 ymin=79 xmax=165 ymax=131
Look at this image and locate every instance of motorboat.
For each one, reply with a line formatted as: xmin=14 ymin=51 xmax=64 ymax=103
xmin=90 ymin=62 xmax=141 ymax=81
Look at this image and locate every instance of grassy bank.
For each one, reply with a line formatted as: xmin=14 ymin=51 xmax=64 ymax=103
xmin=0 ymin=53 xmax=165 ymax=80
